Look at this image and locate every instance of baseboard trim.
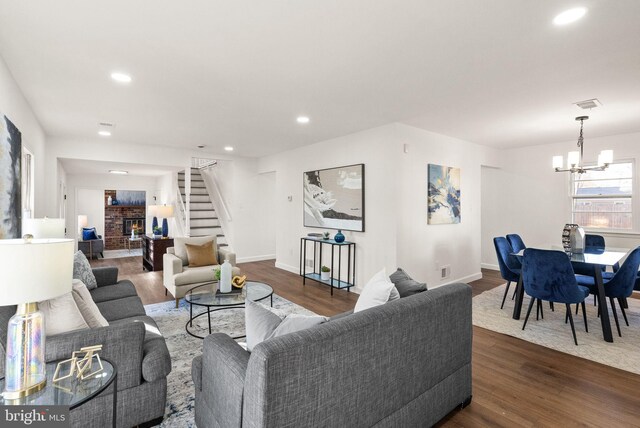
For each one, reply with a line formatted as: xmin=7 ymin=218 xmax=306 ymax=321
xmin=274 ymin=261 xmax=299 ymax=274
xmin=481 ymin=263 xmax=499 ymax=271
xmin=237 ymin=254 xmax=276 ymax=263
xmin=431 ymin=272 xmax=483 ymax=288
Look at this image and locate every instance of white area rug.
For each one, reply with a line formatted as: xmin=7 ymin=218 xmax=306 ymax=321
xmin=144 ymin=296 xmax=315 ymax=427
xmin=103 ymin=248 xmax=142 ymax=259
xmin=473 ymin=284 xmax=640 ymax=374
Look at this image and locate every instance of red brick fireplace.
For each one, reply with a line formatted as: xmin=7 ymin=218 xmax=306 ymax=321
xmin=104 ymin=190 xmax=146 ymax=250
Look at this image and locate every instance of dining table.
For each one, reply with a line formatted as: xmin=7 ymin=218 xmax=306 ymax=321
xmin=512 ymin=246 xmax=630 ymax=343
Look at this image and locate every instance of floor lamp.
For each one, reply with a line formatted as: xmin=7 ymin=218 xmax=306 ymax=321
xmin=0 ymin=238 xmax=74 ymax=399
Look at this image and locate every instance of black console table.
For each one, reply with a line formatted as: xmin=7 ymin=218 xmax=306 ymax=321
xmin=299 ymin=237 xmax=356 ymax=295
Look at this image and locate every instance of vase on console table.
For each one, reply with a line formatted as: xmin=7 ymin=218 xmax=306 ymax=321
xmin=334 ymin=230 xmax=345 ymax=243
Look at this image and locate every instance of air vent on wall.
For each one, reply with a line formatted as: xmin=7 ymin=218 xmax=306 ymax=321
xmin=574 ymin=99 xmax=602 ymax=110
xmin=99 ymin=122 xmax=114 ymax=127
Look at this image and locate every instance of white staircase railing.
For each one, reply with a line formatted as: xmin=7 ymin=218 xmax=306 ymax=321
xmin=176 ymin=186 xmax=188 ymax=236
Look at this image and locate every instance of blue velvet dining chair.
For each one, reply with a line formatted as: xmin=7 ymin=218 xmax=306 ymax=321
xmin=522 ymin=248 xmax=590 ymax=345
xmin=506 ymin=234 xmax=526 ymax=253
xmin=494 ymin=237 xmax=521 ymax=309
xmin=573 ymin=234 xmax=607 ymax=278
xmin=575 ymin=247 xmax=640 ymax=337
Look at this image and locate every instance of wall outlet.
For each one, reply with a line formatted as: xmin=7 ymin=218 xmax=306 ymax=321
xmin=440 ymin=265 xmax=451 ymax=279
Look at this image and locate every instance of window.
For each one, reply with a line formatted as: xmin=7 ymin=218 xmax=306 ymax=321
xmin=571 ymin=162 xmax=633 ymax=230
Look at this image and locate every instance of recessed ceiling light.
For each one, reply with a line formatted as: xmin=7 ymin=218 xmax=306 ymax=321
xmin=197 ymin=145 xmax=206 ymax=149
xmin=110 ymin=72 xmax=132 ymax=83
xmin=224 ymin=146 xmax=234 ymax=152
xmin=296 ymin=116 xmax=310 ymax=124
xmin=109 ymin=170 xmax=128 ymax=175
xmin=553 ymin=7 xmax=587 ymax=26
xmin=98 ymin=130 xmax=111 ymax=137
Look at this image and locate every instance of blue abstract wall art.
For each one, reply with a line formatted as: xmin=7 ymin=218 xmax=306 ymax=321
xmin=428 ymin=164 xmax=460 ymax=224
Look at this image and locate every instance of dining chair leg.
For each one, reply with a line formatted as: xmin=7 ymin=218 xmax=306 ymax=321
xmin=609 ymin=297 xmax=622 ymax=337
xmin=581 ymin=301 xmax=588 ymax=333
xmin=617 ymin=297 xmax=629 ymax=326
xmin=575 ymin=303 xmax=579 ymax=315
xmin=501 ymin=281 xmax=511 ymax=309
xmin=536 ymin=299 xmax=542 ymax=321
xmin=512 ymin=287 xmax=517 ymax=300
xmin=549 ymin=302 xmax=554 ymax=312
xmin=594 ymin=294 xmax=597 ymax=306
xmin=565 ymin=304 xmax=578 ymax=346
xmin=522 ymin=298 xmax=536 ymax=331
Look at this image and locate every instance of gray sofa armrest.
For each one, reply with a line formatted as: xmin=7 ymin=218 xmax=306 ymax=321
xmin=45 ymin=321 xmax=145 ymax=391
xmin=197 ymin=333 xmax=249 ymax=428
xmin=218 ymin=247 xmax=236 ymax=266
xmin=92 ymin=267 xmax=119 ymax=287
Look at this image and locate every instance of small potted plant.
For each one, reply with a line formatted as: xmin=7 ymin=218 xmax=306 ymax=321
xmin=321 ymin=265 xmax=331 ymax=281
xmin=153 ymin=226 xmax=162 ymax=238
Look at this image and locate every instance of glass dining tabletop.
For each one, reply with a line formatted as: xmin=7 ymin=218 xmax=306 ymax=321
xmin=514 ymin=246 xmax=630 ymax=267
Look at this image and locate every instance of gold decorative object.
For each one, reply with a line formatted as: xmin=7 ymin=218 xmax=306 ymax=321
xmin=53 ymin=345 xmax=104 ymax=383
xmin=232 ymin=275 xmax=247 ymax=288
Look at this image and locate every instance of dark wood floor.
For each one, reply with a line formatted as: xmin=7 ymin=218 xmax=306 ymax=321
xmin=91 ymin=257 xmax=640 ymax=427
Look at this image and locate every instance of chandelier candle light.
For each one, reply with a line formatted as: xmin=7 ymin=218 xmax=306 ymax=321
xmin=553 ymin=116 xmax=613 ymax=174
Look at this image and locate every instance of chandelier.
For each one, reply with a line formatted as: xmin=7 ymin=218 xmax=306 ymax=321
xmin=553 ymin=116 xmax=613 ymax=174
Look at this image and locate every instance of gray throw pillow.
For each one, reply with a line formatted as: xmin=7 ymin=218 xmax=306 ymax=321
xmin=389 ymin=268 xmax=427 ymax=297
xmin=245 ymin=300 xmax=328 ymax=352
xmin=73 ymin=250 xmax=98 ymax=290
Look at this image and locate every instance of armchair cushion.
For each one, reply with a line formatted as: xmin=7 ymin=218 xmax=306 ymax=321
xmin=73 ymin=250 xmax=97 ymax=289
xmin=218 ymin=247 xmax=236 ymax=266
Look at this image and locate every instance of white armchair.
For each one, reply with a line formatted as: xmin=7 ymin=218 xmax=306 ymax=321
xmin=163 ymin=235 xmax=241 ymax=307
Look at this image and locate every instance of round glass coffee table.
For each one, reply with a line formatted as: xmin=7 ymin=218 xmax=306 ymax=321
xmin=184 ymin=281 xmax=273 ymax=339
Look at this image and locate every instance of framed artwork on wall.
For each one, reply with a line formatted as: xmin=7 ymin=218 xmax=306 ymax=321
xmin=428 ymin=163 xmax=460 ymax=224
xmin=303 ymin=163 xmax=365 ymax=232
xmin=115 ymin=190 xmax=146 ymax=207
xmin=0 ymin=113 xmax=22 ymax=238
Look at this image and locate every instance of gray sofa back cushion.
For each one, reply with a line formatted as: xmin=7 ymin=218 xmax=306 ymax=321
xmin=242 ymin=283 xmax=472 ymax=428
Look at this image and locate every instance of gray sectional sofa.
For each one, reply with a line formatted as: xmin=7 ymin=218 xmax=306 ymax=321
xmin=192 ymin=282 xmax=472 ymax=428
xmin=0 ymin=266 xmax=171 ymax=427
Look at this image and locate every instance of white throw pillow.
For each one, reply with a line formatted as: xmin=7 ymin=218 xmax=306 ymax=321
xmin=71 ymin=279 xmax=109 ymax=328
xmin=354 ymin=268 xmax=397 ymax=313
xmin=38 ymin=292 xmax=90 ymax=336
xmin=245 ymin=300 xmax=328 ymax=352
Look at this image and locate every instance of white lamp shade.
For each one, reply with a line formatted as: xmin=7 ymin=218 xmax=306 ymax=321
xmin=148 ymin=205 xmax=159 ymax=216
xmin=600 ymin=150 xmax=613 ymax=165
xmin=552 ymin=156 xmax=563 ymax=169
xmin=157 ymin=205 xmax=174 ymax=218
xmin=0 ymin=239 xmax=74 ymax=305
xmin=22 ymin=218 xmax=66 ymax=239
xmin=567 ymin=151 xmax=580 ymax=168
xmin=78 ymin=215 xmax=88 ymax=228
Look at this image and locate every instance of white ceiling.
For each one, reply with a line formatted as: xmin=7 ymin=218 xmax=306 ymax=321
xmin=1 ymin=0 xmax=639 ymax=157
xmin=60 ymin=158 xmax=181 ymax=177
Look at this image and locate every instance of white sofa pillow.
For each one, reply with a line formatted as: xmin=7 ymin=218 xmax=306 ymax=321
xmin=72 ymin=279 xmax=109 ymax=328
xmin=39 ymin=292 xmax=90 ymax=336
xmin=245 ymin=300 xmax=328 ymax=352
xmin=354 ymin=268 xmax=397 ymax=313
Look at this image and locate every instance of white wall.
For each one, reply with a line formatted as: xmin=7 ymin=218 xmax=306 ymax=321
xmin=481 ymin=131 xmax=640 ymax=268
xmin=395 ymin=124 xmax=500 ymax=286
xmin=259 ymin=123 xmax=499 ymax=291
xmin=0 ymin=56 xmax=47 ymax=217
xmin=202 ymin=159 xmax=277 ymax=262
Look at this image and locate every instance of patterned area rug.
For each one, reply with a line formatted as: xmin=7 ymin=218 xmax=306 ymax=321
xmin=103 ymin=248 xmax=143 ymax=259
xmin=473 ymin=284 xmax=640 ymax=374
xmin=144 ymin=295 xmax=315 ymax=427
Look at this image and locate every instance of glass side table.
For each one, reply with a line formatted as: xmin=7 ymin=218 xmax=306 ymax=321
xmin=0 ymin=358 xmax=117 ymax=427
